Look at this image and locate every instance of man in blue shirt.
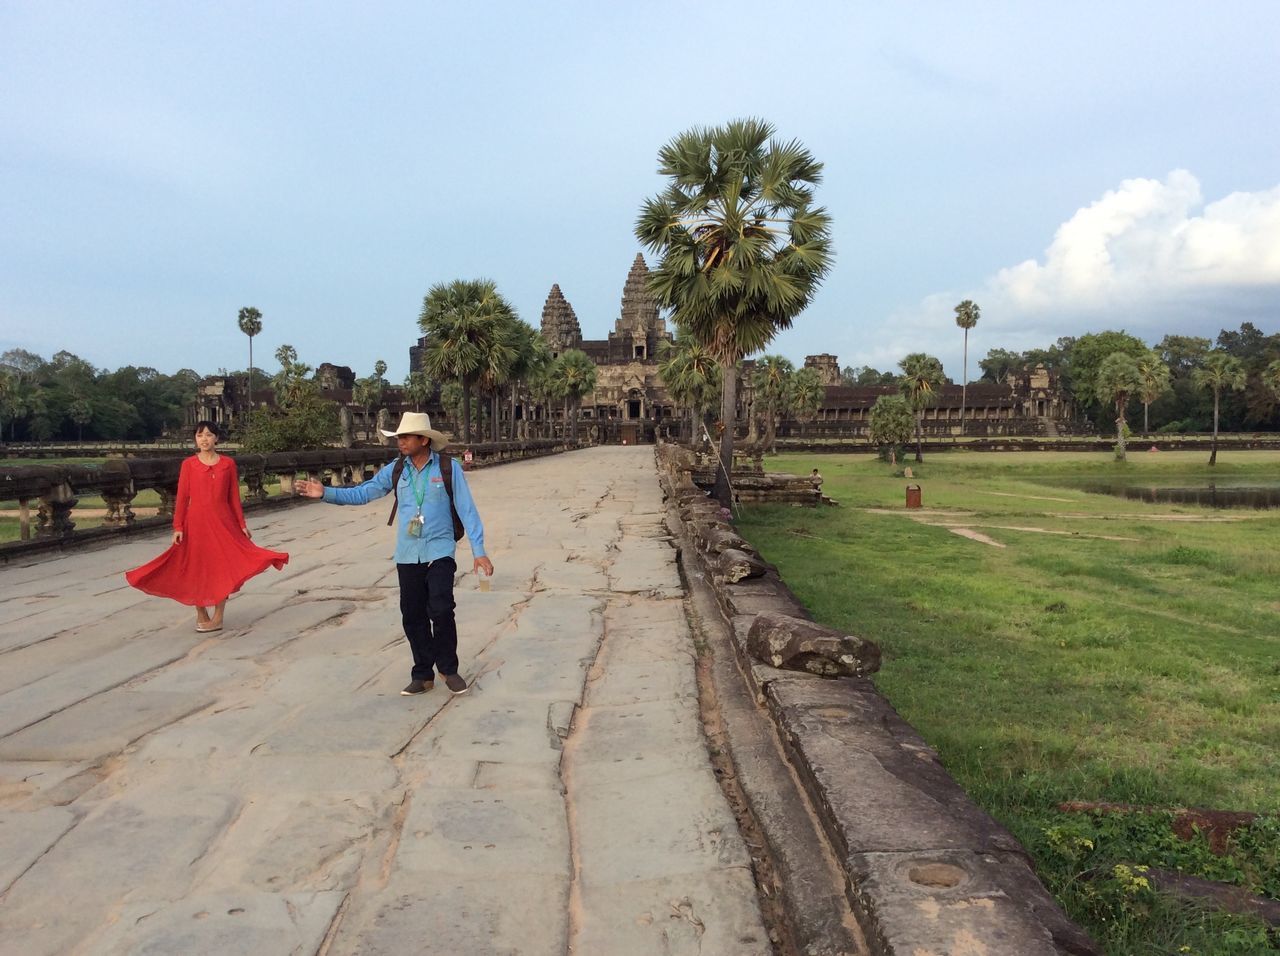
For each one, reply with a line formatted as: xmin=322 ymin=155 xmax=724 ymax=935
xmin=294 ymin=412 xmax=494 ymax=696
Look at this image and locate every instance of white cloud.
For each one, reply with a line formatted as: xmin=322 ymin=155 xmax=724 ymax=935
xmin=861 ymin=171 xmax=1280 ymax=379
xmin=993 ymin=170 xmax=1280 ymax=306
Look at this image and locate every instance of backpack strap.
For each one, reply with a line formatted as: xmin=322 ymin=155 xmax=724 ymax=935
xmin=437 ymin=452 xmax=466 ymax=541
xmin=386 ymin=456 xmax=407 ymax=526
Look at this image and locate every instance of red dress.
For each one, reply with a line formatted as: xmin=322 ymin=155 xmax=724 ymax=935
xmin=126 ymin=455 xmax=289 ymax=606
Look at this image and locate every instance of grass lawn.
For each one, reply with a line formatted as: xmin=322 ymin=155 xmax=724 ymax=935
xmin=738 ymin=450 xmax=1280 ymax=954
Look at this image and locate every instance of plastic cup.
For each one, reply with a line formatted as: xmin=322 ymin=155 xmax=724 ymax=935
xmin=477 ymin=570 xmax=491 ymax=592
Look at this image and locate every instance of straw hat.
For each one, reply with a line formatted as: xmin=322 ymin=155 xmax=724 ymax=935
xmin=380 ymin=411 xmax=451 ymax=449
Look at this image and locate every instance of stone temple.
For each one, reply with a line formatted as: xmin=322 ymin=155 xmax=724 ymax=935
xmin=539 ymin=254 xmax=677 ymax=443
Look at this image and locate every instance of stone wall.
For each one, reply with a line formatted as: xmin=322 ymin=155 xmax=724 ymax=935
xmin=0 ymin=439 xmax=578 ymax=562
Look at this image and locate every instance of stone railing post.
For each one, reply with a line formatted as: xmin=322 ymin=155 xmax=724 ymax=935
xmin=36 ymin=482 xmax=77 ymax=539
xmin=101 ymin=487 xmax=137 ymax=527
xmin=155 ymin=479 xmax=181 ymax=520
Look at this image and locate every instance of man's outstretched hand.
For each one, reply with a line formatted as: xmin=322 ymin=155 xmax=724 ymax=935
xmin=293 ymin=478 xmax=324 ymax=498
xmin=474 ymin=556 xmax=494 ymax=576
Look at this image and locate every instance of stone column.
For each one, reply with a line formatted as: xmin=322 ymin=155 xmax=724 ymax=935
xmin=101 ymin=487 xmax=137 ymax=527
xmin=36 ymin=482 xmax=77 ymax=539
xmin=155 ymin=479 xmax=181 ymax=520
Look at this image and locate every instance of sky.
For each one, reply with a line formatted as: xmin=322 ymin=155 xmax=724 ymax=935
xmin=3 ymin=0 xmax=1279 ymax=386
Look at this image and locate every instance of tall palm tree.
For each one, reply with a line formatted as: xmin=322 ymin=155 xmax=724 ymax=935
xmin=1135 ymin=350 xmax=1171 ymax=438
xmin=237 ymin=307 xmax=263 ymax=411
xmin=789 ymin=367 xmax=824 ymax=437
xmin=418 ymin=279 xmax=517 ymax=443
xmin=899 ymin=353 xmax=945 ymax=462
xmin=658 ymin=332 xmax=720 ymax=445
xmin=1192 ymin=351 xmax=1246 ymax=466
xmin=546 ymin=350 xmax=597 ymax=441
xmin=1094 ymin=351 xmax=1143 ymax=461
xmin=466 ymin=312 xmax=522 ymax=443
xmin=504 ymin=322 xmax=546 ymax=440
xmin=751 ymin=355 xmax=794 ymax=454
xmin=636 ymin=118 xmax=833 ymax=507
xmin=953 ymin=300 xmax=980 ymax=429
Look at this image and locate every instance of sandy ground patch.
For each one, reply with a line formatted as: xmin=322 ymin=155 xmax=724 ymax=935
xmin=976 ymin=490 xmax=1075 ymax=502
xmin=948 ymin=528 xmax=1005 ymax=547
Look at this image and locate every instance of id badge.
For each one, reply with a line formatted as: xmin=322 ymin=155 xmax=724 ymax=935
xmin=407 ymin=514 xmax=424 ymax=538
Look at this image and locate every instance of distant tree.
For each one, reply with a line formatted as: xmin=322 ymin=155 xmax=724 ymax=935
xmin=868 ymin=394 xmax=914 ymax=464
xmin=439 ymin=381 xmax=465 ymax=427
xmin=1192 ymin=351 xmax=1246 ymax=466
xmin=1095 ymin=352 xmax=1143 ymax=460
xmin=842 ymin=364 xmax=896 ymax=386
xmin=636 ymin=117 xmax=833 ymax=507
xmin=979 ymin=348 xmax=1022 ymax=385
xmin=1263 ymin=360 xmax=1280 ymax=401
xmin=789 ymin=367 xmax=824 ymax=436
xmin=1070 ymin=331 xmax=1149 ymax=427
xmin=752 ymin=355 xmax=794 ymax=454
xmin=419 ymin=279 xmax=517 ymax=443
xmin=546 ymin=349 xmax=597 ymax=442
xmin=237 ymin=307 xmax=263 ymax=410
xmin=1135 ymin=351 xmax=1172 ymax=438
xmin=402 ymin=371 xmax=435 ymax=412
xmin=68 ymin=396 xmax=92 ymax=443
xmin=658 ymin=332 xmax=721 ymax=446
xmin=899 ymin=353 xmax=945 ymax=463
xmin=243 ymin=345 xmax=339 ymax=452
xmin=953 ymin=299 xmax=980 ymax=426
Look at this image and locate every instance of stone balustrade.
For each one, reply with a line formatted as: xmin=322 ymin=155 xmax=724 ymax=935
xmin=0 ymin=439 xmax=575 ymax=560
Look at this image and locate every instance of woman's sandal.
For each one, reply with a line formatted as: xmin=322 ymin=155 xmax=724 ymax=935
xmin=195 ymin=622 xmax=223 ymax=633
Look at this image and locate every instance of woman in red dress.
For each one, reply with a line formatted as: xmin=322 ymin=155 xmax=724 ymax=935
xmin=126 ymin=421 xmax=288 ymax=632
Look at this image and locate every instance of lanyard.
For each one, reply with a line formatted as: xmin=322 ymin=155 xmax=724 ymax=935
xmin=406 ymin=456 xmax=431 ymax=514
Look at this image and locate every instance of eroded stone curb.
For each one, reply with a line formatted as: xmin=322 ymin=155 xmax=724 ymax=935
xmin=655 ymin=443 xmax=1100 ymax=956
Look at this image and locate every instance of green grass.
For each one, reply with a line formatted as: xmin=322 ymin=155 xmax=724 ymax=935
xmin=739 ymin=450 xmax=1280 ymax=954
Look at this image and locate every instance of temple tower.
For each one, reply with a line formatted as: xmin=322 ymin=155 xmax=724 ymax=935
xmin=804 ymin=354 xmax=841 ymax=386
xmin=609 ymin=254 xmax=668 ymax=361
xmin=540 ymin=283 xmax=582 ymax=357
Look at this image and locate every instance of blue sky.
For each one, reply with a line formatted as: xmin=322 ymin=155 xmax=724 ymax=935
xmin=3 ymin=1 xmax=1278 ymax=385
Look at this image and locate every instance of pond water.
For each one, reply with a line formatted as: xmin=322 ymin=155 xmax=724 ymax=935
xmin=1042 ymin=479 xmax=1280 ymax=509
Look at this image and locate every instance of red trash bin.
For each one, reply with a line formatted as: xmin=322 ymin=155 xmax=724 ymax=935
xmin=905 ymin=484 xmax=922 ymax=509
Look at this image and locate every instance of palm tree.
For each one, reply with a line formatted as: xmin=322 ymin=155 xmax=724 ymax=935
xmin=751 ymin=355 xmax=794 ymax=454
xmin=789 ymin=367 xmax=824 ymax=437
xmin=1262 ymin=359 xmax=1280 ymax=404
xmin=1192 ymin=351 xmax=1246 ymax=466
xmin=636 ymin=118 xmax=833 ymax=507
xmin=237 ymin=307 xmax=263 ymax=410
xmin=869 ymin=394 xmax=914 ymax=464
xmin=504 ymin=321 xmax=546 ymax=440
xmin=1094 ymin=352 xmax=1143 ymax=461
xmin=657 ymin=332 xmax=721 ymax=446
xmin=402 ymin=371 xmax=435 ymax=412
xmin=899 ymin=353 xmax=946 ymax=463
xmin=546 ymin=350 xmax=597 ymax=441
xmin=418 ymin=279 xmax=517 ymax=443
xmin=1135 ymin=350 xmax=1171 ymax=438
xmin=953 ymin=300 xmax=980 ymax=430
xmin=473 ymin=315 xmax=522 ymax=442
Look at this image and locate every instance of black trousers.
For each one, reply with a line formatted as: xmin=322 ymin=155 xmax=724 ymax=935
xmin=396 ymin=558 xmax=458 ymax=680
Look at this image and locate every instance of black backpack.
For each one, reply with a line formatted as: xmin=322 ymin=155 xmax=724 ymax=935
xmin=386 ymin=452 xmax=464 ymax=541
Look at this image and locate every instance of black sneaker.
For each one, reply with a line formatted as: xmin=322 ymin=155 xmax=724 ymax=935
xmin=401 ymin=679 xmax=434 ymax=696
xmin=443 ymin=673 xmax=468 ymax=695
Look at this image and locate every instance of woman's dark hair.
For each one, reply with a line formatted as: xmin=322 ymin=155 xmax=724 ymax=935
xmin=193 ymin=420 xmax=222 ymax=438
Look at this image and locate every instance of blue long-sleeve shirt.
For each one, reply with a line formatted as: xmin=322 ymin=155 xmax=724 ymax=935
xmin=321 ymin=450 xmax=486 ymax=564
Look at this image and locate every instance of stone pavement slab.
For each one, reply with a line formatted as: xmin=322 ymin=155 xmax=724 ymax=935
xmin=0 ymin=448 xmax=771 ymax=954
